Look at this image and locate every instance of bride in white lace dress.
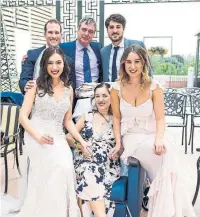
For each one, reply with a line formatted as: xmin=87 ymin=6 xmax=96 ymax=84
xmin=7 ymin=47 xmax=90 ymax=217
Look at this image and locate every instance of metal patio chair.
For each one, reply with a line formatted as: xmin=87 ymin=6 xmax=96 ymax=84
xmin=190 ymin=93 xmax=200 ymax=154
xmin=192 ymin=156 xmax=200 ymax=206
xmin=164 ymin=92 xmax=188 ymax=153
xmin=1 ymin=103 xmax=21 ymax=193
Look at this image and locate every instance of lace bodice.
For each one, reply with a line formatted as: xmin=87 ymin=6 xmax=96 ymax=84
xmin=112 ymin=80 xmax=162 ymax=135
xmin=30 ymin=87 xmax=71 ymax=136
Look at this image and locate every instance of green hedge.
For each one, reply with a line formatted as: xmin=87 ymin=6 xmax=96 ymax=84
xmin=150 ymin=55 xmax=196 ymax=75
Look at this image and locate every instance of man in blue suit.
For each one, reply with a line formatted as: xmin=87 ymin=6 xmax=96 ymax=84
xmin=101 ymin=14 xmax=152 ymax=82
xmin=19 ymin=19 xmax=75 ymax=94
xmin=60 ymin=16 xmax=102 ymax=88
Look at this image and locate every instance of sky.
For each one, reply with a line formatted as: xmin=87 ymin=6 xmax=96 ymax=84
xmin=104 ymin=2 xmax=200 ymax=56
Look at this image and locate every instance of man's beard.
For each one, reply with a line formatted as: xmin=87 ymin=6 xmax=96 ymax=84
xmin=109 ymin=34 xmax=123 ymax=43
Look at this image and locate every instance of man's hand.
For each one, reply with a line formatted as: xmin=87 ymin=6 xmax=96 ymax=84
xmin=22 ymin=54 xmax=28 ymax=64
xmin=24 ymin=80 xmax=36 ymax=93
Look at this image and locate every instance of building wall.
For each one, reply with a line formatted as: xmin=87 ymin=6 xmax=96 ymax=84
xmin=2 ymin=6 xmax=56 ymax=73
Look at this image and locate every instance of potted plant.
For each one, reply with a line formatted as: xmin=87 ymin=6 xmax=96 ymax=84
xmin=148 ymin=46 xmax=168 ymax=56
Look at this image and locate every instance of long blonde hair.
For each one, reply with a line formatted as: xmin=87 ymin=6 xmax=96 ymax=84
xmin=118 ymin=44 xmax=151 ymax=90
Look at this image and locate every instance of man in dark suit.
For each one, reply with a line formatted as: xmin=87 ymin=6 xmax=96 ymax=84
xmin=101 ymin=14 xmax=152 ymax=82
xmin=60 ymin=16 xmax=102 ymax=89
xmin=19 ymin=19 xmax=75 ymax=94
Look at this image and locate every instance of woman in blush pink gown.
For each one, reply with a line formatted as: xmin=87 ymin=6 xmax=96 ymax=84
xmin=110 ymin=44 xmax=196 ymax=217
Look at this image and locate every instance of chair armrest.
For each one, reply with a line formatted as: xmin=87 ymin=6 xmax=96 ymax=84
xmin=110 ymin=176 xmax=128 ymax=202
xmin=128 ymin=156 xmax=140 ymax=167
xmin=127 ymin=156 xmax=145 ymax=217
xmin=2 ymin=129 xmax=20 ymax=145
xmin=197 ymin=157 xmax=200 ymax=169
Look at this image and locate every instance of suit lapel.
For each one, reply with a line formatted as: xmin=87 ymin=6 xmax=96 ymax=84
xmin=124 ymin=38 xmax=129 ymax=49
xmin=90 ymin=42 xmax=103 ymax=82
xmin=90 ymin=43 xmax=98 ymax=58
xmin=71 ymin=41 xmax=77 ymax=89
xmin=70 ymin=40 xmax=76 ymax=61
xmin=105 ymin=44 xmax=112 ymax=81
xmin=39 ymin=45 xmax=46 ymax=52
xmin=35 ymin=46 xmax=46 ymax=59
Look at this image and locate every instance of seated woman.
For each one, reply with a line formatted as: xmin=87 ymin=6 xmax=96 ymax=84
xmin=67 ymin=83 xmax=120 ymax=217
xmin=110 ymin=44 xmax=196 ymax=217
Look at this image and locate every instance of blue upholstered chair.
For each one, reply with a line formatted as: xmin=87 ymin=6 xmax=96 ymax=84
xmin=0 ymin=92 xmax=24 ymax=106
xmin=111 ymin=157 xmax=145 ymax=217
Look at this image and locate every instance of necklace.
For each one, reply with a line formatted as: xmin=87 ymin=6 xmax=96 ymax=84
xmin=97 ymin=111 xmax=110 ymax=125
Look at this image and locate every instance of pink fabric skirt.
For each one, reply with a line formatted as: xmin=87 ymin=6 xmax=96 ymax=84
xmin=121 ymin=133 xmax=196 ymax=217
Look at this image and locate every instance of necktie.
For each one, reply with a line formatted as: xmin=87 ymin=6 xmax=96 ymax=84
xmin=82 ymin=48 xmax=92 ymax=83
xmin=112 ymin=46 xmax=120 ymax=82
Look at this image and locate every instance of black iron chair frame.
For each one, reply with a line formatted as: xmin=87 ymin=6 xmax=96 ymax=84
xmin=189 ymin=94 xmax=200 ymax=154
xmin=1 ymin=103 xmax=22 ymax=193
xmin=192 ymin=156 xmax=200 ymax=206
xmin=164 ymin=92 xmax=188 ymax=153
xmin=1 ymin=130 xmax=21 ymax=193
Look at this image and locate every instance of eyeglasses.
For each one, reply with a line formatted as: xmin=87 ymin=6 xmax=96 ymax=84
xmin=80 ymin=27 xmax=95 ymax=35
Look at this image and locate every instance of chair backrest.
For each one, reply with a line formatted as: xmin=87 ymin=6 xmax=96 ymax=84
xmin=164 ymin=92 xmax=187 ymax=118
xmin=164 ymin=88 xmax=179 ymax=93
xmin=0 ymin=92 xmax=24 ymax=106
xmin=177 ymin=88 xmax=200 ymax=113
xmin=0 ymin=103 xmax=20 ymax=144
xmin=191 ymin=94 xmax=200 ymax=117
xmin=179 ymin=87 xmax=200 ymax=95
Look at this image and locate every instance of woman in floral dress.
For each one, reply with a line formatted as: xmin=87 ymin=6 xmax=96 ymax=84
xmin=67 ymin=83 xmax=120 ymax=217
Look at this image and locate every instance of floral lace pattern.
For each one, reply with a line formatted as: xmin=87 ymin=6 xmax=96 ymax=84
xmin=17 ymin=89 xmax=81 ymax=217
xmin=31 ymin=88 xmax=70 ymax=136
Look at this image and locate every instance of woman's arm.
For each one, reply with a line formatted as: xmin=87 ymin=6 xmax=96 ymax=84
xmin=152 ymin=86 xmax=166 ymax=154
xmin=64 ymin=87 xmax=89 ymax=151
xmin=19 ymin=84 xmax=37 ymax=139
xmin=110 ymin=88 xmax=122 ymax=158
xmin=66 ymin=114 xmax=85 ymax=148
xmin=19 ymin=84 xmax=53 ymax=145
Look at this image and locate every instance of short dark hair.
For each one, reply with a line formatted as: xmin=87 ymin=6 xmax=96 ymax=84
xmin=94 ymin=82 xmax=111 ymax=95
xmin=44 ymin=19 xmax=62 ymax=34
xmin=78 ymin=16 xmax=96 ymax=32
xmin=105 ymin=14 xmax=126 ymax=29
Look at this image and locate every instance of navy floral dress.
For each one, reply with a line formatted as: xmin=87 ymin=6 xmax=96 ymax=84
xmin=74 ymin=112 xmax=120 ymax=217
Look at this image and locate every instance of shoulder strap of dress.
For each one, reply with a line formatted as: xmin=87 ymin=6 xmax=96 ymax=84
xmin=111 ymin=82 xmax=121 ymax=97
xmin=64 ymin=86 xmax=70 ymax=95
xmin=149 ymin=79 xmax=163 ymax=97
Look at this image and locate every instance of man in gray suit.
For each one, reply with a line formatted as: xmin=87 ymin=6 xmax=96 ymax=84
xmin=101 ymin=14 xmax=152 ymax=82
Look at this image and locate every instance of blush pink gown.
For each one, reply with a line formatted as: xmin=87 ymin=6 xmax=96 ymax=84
xmin=112 ymin=80 xmax=196 ymax=217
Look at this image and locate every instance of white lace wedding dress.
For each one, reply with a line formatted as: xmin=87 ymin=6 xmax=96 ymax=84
xmin=1 ymin=88 xmax=80 ymax=217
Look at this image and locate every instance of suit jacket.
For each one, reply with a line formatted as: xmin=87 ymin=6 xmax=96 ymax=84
xmin=60 ymin=40 xmax=103 ymax=88
xmin=100 ymin=38 xmax=152 ymax=81
xmin=19 ymin=45 xmax=75 ymax=94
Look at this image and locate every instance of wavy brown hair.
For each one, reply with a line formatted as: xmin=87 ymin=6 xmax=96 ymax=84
xmin=119 ymin=44 xmax=151 ymax=89
xmin=37 ymin=47 xmax=70 ymax=97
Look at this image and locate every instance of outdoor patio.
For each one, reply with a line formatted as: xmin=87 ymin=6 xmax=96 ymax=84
xmin=1 ymin=126 xmax=200 ymax=217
